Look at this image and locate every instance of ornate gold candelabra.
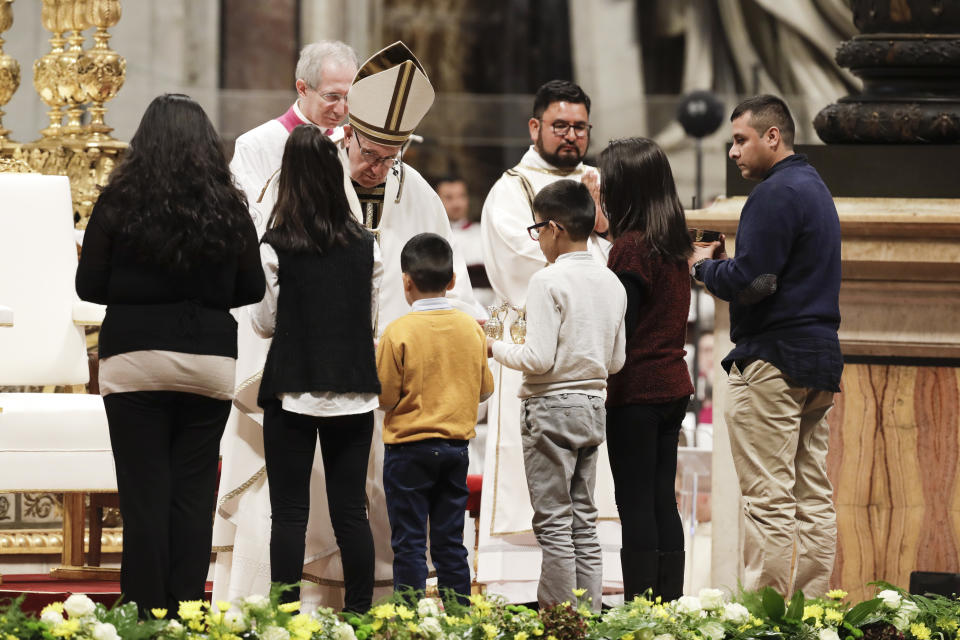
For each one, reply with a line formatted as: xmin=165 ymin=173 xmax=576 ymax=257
xmin=77 ymin=0 xmax=123 ymax=142
xmin=33 ymin=0 xmax=68 ymax=139
xmin=2 ymin=0 xmax=127 ymax=227
xmin=0 ymin=0 xmax=19 ymax=145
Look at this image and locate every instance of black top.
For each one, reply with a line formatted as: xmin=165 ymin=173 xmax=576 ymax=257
xmin=700 ymin=154 xmax=843 ymax=392
xmin=76 ymin=203 xmax=265 ymax=359
xmin=257 ymin=232 xmax=381 ymax=407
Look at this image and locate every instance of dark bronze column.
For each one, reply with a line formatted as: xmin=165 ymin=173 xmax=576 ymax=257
xmin=814 ymin=0 xmax=960 ymax=143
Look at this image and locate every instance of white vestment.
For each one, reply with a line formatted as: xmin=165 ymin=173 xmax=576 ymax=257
xmin=214 ymin=114 xmax=481 ymax=608
xmin=477 ymin=146 xmax=621 ymax=603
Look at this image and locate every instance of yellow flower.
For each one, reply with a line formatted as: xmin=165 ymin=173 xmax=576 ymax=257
xmin=407 ymin=622 xmax=420 ymax=633
xmin=804 ymin=605 xmax=824 ymax=621
xmin=516 ymin=632 xmax=529 ymax=640
xmin=573 ymin=588 xmax=587 ymax=598
xmin=547 ymin=635 xmax=558 ymax=640
xmin=752 ymin=617 xmax=764 ymax=626
xmin=51 ymin=619 xmax=81 ymax=638
xmin=826 ymin=590 xmax=848 ymax=600
xmin=484 ymin=623 xmax=499 ymax=639
xmin=825 ymin=609 xmax=844 ymax=624
xmin=533 ymin=627 xmax=544 ymax=636
xmin=151 ymin=608 xmax=168 ymax=619
xmin=397 ymin=605 xmax=415 ymax=620
xmin=621 ymin=634 xmax=635 ymax=640
xmin=278 ymin=601 xmax=301 ymax=613
xmin=372 ymin=603 xmax=397 ymax=619
xmin=910 ymin=623 xmax=931 ymax=640
xmin=178 ymin=600 xmax=206 ymax=621
xmin=216 ymin=601 xmax=233 ymax=612
xmin=372 ymin=620 xmax=383 ymax=631
xmin=41 ymin=603 xmax=65 ymax=616
xmin=7 ymin=633 xmax=19 ymax=640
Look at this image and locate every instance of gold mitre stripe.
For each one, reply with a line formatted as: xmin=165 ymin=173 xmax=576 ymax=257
xmin=350 ymin=115 xmax=414 ymax=146
xmin=388 ymin=61 xmax=415 ymax=132
xmin=355 ymin=41 xmax=425 ymax=82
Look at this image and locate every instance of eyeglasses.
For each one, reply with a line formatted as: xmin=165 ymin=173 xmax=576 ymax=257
xmin=354 ymin=134 xmax=399 ymax=169
xmin=315 ymin=90 xmax=347 ymax=105
xmin=540 ymin=119 xmax=592 ymax=138
xmin=527 ymin=219 xmax=563 ymax=241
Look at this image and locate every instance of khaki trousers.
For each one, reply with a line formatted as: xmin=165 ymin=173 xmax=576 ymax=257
xmin=725 ymin=359 xmax=837 ymax=597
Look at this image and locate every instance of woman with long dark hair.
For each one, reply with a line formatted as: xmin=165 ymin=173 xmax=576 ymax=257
xmin=76 ymin=94 xmax=265 ymax=614
xmin=252 ymin=124 xmax=381 ymax=612
xmin=598 ymin=137 xmax=694 ymax=601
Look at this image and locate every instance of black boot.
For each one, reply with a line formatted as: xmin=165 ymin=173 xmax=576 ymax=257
xmin=656 ymin=550 xmax=685 ymax=602
xmin=620 ymin=548 xmax=659 ymax=601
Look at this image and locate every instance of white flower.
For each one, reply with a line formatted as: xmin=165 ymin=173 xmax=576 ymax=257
xmin=698 ymin=588 xmax=725 ymax=610
xmin=92 ymin=622 xmax=120 ymax=640
xmin=877 ymin=590 xmax=902 ymax=609
xmin=419 ymin=616 xmax=444 ymax=638
xmin=675 ymin=595 xmax=703 ymax=615
xmin=720 ymin=603 xmax=751 ymax=625
xmin=262 ymin=625 xmax=291 ymax=640
xmin=699 ymin=621 xmax=725 ymax=640
xmin=166 ymin=620 xmax=183 ymax=632
xmin=244 ymin=593 xmax=270 ymax=609
xmin=899 ymin=599 xmax=919 ymax=621
xmin=63 ymin=593 xmax=97 ymax=618
xmin=224 ymin=608 xmax=248 ymax=632
xmin=819 ymin=628 xmax=841 ymax=640
xmin=654 ymin=634 xmax=676 ymax=640
xmin=40 ymin=610 xmax=64 ymax=626
xmin=418 ymin=597 xmax=441 ymax=618
xmin=334 ymin=622 xmax=358 ymax=640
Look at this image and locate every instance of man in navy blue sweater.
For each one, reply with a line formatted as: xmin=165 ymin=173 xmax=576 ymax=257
xmin=689 ymin=95 xmax=842 ymax=598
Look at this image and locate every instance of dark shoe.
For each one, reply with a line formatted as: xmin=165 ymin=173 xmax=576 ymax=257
xmin=656 ymin=550 xmax=685 ymax=602
xmin=620 ymin=548 xmax=658 ymax=601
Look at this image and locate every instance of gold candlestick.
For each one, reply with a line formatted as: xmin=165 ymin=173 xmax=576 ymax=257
xmin=33 ymin=0 xmax=68 ymax=139
xmin=57 ymin=0 xmax=90 ymax=139
xmin=77 ymin=0 xmax=123 ymax=143
xmin=0 ymin=0 xmax=19 ymax=145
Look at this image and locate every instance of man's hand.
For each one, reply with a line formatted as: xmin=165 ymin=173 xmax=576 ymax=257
xmin=582 ymin=171 xmax=609 ymax=234
xmin=688 ymin=240 xmax=723 ymax=270
xmin=486 ymin=337 xmax=495 ymax=358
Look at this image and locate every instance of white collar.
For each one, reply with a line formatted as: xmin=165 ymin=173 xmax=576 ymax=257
xmin=518 ymin=146 xmax=590 ymax=177
xmin=411 ymin=297 xmax=453 ymax=311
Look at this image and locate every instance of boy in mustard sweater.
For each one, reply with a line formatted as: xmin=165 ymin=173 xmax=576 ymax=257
xmin=377 ymin=232 xmax=494 ymax=602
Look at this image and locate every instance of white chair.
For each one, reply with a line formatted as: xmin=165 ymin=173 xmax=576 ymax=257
xmin=676 ymin=446 xmax=712 ymax=594
xmin=0 ymin=174 xmax=113 ymax=575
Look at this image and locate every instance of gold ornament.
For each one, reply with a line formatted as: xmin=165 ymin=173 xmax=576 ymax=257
xmin=77 ymin=0 xmax=124 ymax=142
xmin=33 ymin=0 xmax=68 ymax=139
xmin=0 ymin=0 xmax=20 ymax=144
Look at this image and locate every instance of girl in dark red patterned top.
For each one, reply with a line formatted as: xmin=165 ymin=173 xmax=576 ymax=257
xmin=598 ymin=137 xmax=694 ymax=602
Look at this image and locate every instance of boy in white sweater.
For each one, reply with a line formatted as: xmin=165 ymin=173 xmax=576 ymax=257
xmin=487 ymin=179 xmax=627 ymax=611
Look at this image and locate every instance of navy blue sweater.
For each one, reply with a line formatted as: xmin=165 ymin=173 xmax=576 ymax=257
xmin=700 ymin=154 xmax=843 ymax=391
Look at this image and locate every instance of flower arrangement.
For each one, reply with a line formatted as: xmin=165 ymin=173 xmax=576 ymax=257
xmin=1 ymin=583 xmax=959 ymax=640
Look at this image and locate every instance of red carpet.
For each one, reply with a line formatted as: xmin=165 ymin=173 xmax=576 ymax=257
xmin=0 ymin=574 xmax=212 ymax=614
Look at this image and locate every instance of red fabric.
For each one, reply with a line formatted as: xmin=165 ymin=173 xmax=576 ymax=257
xmin=466 ymin=474 xmax=483 ymax=516
xmin=606 ymin=232 xmax=695 ymax=406
xmin=0 ymin=574 xmax=212 ymax=614
xmin=275 ymin=105 xmax=304 ymax=133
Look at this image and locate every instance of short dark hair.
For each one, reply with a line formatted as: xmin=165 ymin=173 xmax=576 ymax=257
xmin=432 ymin=174 xmax=466 ymax=190
xmin=532 ymin=180 xmax=595 ymax=242
xmin=730 ymin=95 xmax=795 ymax=148
xmin=400 ymin=232 xmax=454 ymax=292
xmin=532 ymin=80 xmax=591 ymax=119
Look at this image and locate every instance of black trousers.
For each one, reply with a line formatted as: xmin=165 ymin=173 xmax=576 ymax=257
xmin=262 ymin=402 xmax=375 ymax=613
xmin=103 ymin=390 xmax=230 ymax=615
xmin=606 ymin=399 xmax=688 ymax=552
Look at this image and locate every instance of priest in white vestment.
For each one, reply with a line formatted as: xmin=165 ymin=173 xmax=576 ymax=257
xmin=214 ymin=41 xmax=483 ymax=608
xmin=478 ymin=80 xmax=622 ymax=604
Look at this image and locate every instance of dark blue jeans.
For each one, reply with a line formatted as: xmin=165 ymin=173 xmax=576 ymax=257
xmin=383 ymin=438 xmax=470 ymax=602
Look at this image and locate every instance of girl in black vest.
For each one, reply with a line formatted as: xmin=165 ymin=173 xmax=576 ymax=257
xmin=252 ymin=125 xmax=382 ymax=612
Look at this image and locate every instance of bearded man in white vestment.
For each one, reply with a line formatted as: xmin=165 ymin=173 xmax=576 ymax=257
xmin=214 ymin=41 xmax=482 ymax=608
xmin=478 ymin=80 xmax=621 ymax=604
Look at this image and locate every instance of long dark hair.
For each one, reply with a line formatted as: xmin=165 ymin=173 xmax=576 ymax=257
xmin=598 ymin=137 xmax=692 ymax=263
xmin=263 ymin=124 xmax=363 ymax=252
xmin=97 ymin=93 xmax=251 ymax=271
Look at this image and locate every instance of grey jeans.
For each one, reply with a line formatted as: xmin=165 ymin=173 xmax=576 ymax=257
xmin=521 ymin=393 xmax=605 ymax=611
